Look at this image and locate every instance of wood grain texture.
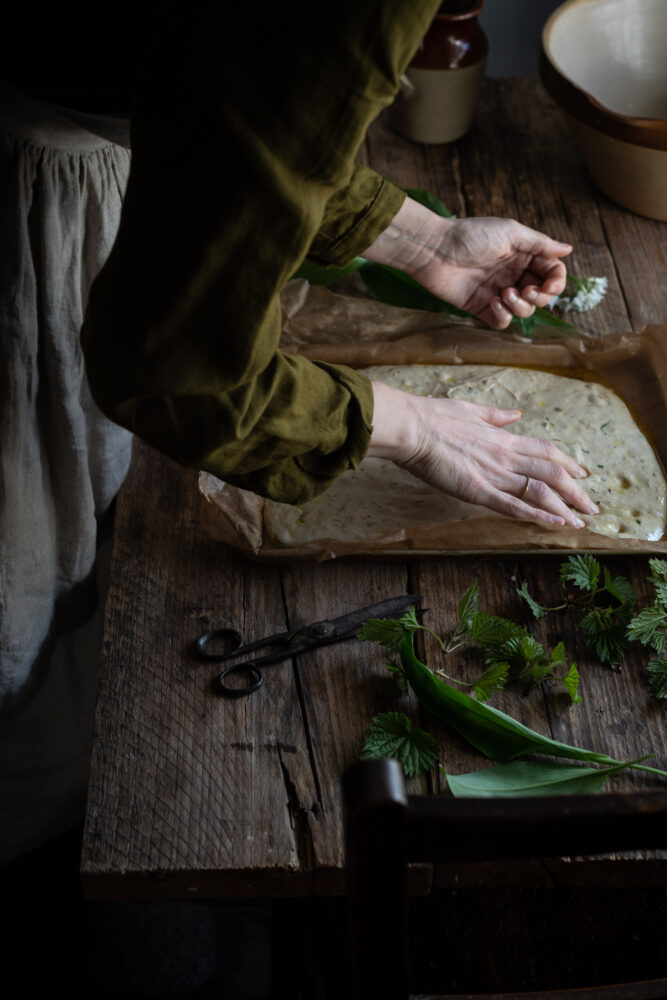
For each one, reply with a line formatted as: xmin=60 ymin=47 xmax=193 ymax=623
xmin=82 ymin=78 xmax=667 ymax=900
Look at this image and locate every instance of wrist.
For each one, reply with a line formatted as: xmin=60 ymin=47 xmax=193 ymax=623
xmin=362 ymin=197 xmax=455 ymax=277
xmin=367 ymin=381 xmax=420 ymax=463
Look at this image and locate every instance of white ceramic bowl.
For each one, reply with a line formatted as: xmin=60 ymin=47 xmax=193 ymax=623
xmin=540 ymin=0 xmax=667 ymax=221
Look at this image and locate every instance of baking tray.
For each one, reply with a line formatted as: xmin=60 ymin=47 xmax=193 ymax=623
xmin=198 ymin=288 xmax=667 ymax=562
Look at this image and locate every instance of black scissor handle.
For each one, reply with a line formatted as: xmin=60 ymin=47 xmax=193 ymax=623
xmin=195 ymin=626 xmax=245 ymax=660
xmin=215 ymin=661 xmax=264 ymax=698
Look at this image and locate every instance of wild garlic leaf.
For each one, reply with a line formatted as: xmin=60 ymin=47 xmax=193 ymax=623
xmin=473 ymin=662 xmax=510 ymax=702
xmin=647 ymin=660 xmax=667 ymax=700
xmin=360 ymin=712 xmax=439 ymax=777
xmin=445 ymin=758 xmax=640 ymax=798
xmin=516 ymin=581 xmax=548 ymax=619
xmin=560 ymin=553 xmax=600 ymax=592
xmin=627 ymin=605 xmax=667 ymax=652
xmin=398 ymin=632 xmax=617 ymax=766
xmin=580 ymin=607 xmax=629 ymax=666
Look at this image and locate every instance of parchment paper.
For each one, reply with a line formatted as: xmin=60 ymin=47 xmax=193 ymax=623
xmin=199 ymin=282 xmax=667 ymax=562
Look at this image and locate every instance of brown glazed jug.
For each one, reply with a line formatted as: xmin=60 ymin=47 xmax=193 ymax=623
xmin=390 ymin=0 xmax=488 ymax=143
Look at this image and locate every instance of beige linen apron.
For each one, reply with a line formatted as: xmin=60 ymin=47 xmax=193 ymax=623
xmin=0 ymin=82 xmax=133 ymax=862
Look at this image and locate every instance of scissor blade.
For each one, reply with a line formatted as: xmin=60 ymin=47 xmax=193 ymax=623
xmin=328 ymin=594 xmax=422 ymax=638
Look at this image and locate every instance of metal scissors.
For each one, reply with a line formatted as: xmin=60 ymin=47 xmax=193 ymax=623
xmin=195 ymin=594 xmax=422 ymax=698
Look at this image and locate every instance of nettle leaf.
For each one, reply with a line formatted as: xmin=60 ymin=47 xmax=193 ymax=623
xmin=627 ymin=605 xmax=667 ymax=653
xmin=648 ymin=561 xmax=667 ymax=606
xmin=473 ymin=662 xmax=510 ymax=702
xmin=445 ymin=758 xmax=641 ymax=798
xmin=580 ymin=608 xmax=629 ymax=666
xmin=647 ymin=660 xmax=667 ymax=700
xmin=360 ymin=712 xmax=439 ymax=777
xmin=550 ymin=642 xmax=567 ymax=668
xmin=560 ymin=554 xmax=600 ymax=592
xmin=649 ymin=558 xmax=667 ymax=581
xmin=357 ymin=607 xmax=422 ymax=652
xmin=603 ymin=568 xmax=637 ymax=608
xmin=516 ymin=581 xmax=548 ymax=619
xmin=456 ymin=580 xmax=480 ymax=631
xmin=562 ymin=663 xmax=583 ymax=704
xmin=469 ymin=612 xmax=524 ymax=651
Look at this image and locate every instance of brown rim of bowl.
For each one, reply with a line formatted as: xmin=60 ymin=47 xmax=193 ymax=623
xmin=540 ymin=48 xmax=667 ymax=152
xmin=540 ymin=0 xmax=667 ymax=152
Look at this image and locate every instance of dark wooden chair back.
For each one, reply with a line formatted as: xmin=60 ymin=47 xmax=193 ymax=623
xmin=343 ymin=758 xmax=667 ymax=1000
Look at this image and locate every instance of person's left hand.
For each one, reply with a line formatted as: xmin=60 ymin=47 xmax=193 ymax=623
xmin=363 ymin=197 xmax=572 ymax=329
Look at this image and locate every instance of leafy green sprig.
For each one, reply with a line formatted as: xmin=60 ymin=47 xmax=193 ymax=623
xmin=358 ymin=624 xmax=667 ymax=791
xmin=360 ymin=712 xmax=439 ymax=778
xmin=518 ymin=554 xmax=637 ymax=669
xmin=626 ymin=559 xmax=667 ymax=700
xmin=359 ymin=584 xmax=581 ymax=705
xmin=441 ymin=582 xmax=581 ymax=703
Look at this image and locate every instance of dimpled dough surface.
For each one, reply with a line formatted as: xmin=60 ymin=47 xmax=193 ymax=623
xmin=263 ymin=365 xmax=667 ymax=545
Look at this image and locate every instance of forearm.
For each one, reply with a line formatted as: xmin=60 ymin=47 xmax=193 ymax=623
xmin=362 ymin=195 xmax=455 ymax=276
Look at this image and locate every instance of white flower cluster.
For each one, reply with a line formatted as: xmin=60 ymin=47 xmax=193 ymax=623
xmin=547 ymin=275 xmax=608 ymax=313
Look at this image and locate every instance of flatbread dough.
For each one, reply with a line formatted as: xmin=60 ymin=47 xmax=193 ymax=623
xmin=264 ymin=365 xmax=667 ymax=545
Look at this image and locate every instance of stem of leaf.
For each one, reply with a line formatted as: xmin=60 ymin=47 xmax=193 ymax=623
xmin=630 ymin=763 xmax=667 ymax=779
xmin=434 ymin=668 xmax=471 ymax=687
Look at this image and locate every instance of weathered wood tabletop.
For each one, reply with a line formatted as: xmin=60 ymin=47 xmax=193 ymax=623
xmin=81 ymin=78 xmax=667 ymax=900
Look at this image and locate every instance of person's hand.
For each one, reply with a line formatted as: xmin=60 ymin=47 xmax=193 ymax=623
xmin=368 ymin=382 xmax=598 ymax=528
xmin=363 ymin=197 xmax=572 ymax=329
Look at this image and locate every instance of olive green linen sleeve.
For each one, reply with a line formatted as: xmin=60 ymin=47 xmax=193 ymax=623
xmin=308 ymin=164 xmax=406 ymax=267
xmin=81 ymin=0 xmax=440 ymax=503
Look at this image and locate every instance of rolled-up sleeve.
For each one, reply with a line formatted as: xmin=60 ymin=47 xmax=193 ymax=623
xmin=81 ymin=0 xmax=439 ymax=503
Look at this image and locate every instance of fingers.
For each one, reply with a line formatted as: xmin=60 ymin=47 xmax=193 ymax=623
xmin=489 ymin=289 xmax=535 ymax=329
xmin=469 ymin=477 xmax=570 ymax=529
xmin=478 ymin=405 xmax=522 ymax=427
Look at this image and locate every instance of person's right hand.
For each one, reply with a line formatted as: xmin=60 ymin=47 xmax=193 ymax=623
xmin=367 ymin=381 xmax=599 ymax=529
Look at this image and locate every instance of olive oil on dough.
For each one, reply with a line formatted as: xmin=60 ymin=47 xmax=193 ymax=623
xmin=264 ymin=365 xmax=667 ymax=545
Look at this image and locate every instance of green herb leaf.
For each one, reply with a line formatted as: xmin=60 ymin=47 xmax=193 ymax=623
xmin=562 ymin=663 xmax=583 ymax=704
xmin=602 ymin=567 xmax=637 ymax=608
xmin=647 ymin=659 xmax=667 ymax=700
xmin=580 ymin=607 xmax=629 ymax=666
xmin=360 ymin=712 xmax=439 ymax=777
xmin=357 ymin=606 xmax=422 ymax=652
xmin=516 ymin=581 xmax=548 ymax=619
xmin=398 ymin=632 xmax=616 ymax=765
xmin=473 ymin=662 xmax=510 ymax=702
xmin=469 ymin=612 xmax=525 ymax=651
xmin=456 ymin=580 xmax=480 ymax=631
xmin=445 ymin=757 xmax=646 ymax=798
xmin=627 ymin=604 xmax=667 ymax=653
xmin=560 ymin=554 xmax=600 ymax=592
xmin=649 ymin=558 xmax=667 ymax=580
xmin=358 ymin=261 xmax=470 ymax=316
xmin=648 ymin=559 xmax=667 ymax=606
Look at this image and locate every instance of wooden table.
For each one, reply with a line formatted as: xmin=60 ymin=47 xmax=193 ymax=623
xmin=81 ymin=78 xmax=667 ymax=901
